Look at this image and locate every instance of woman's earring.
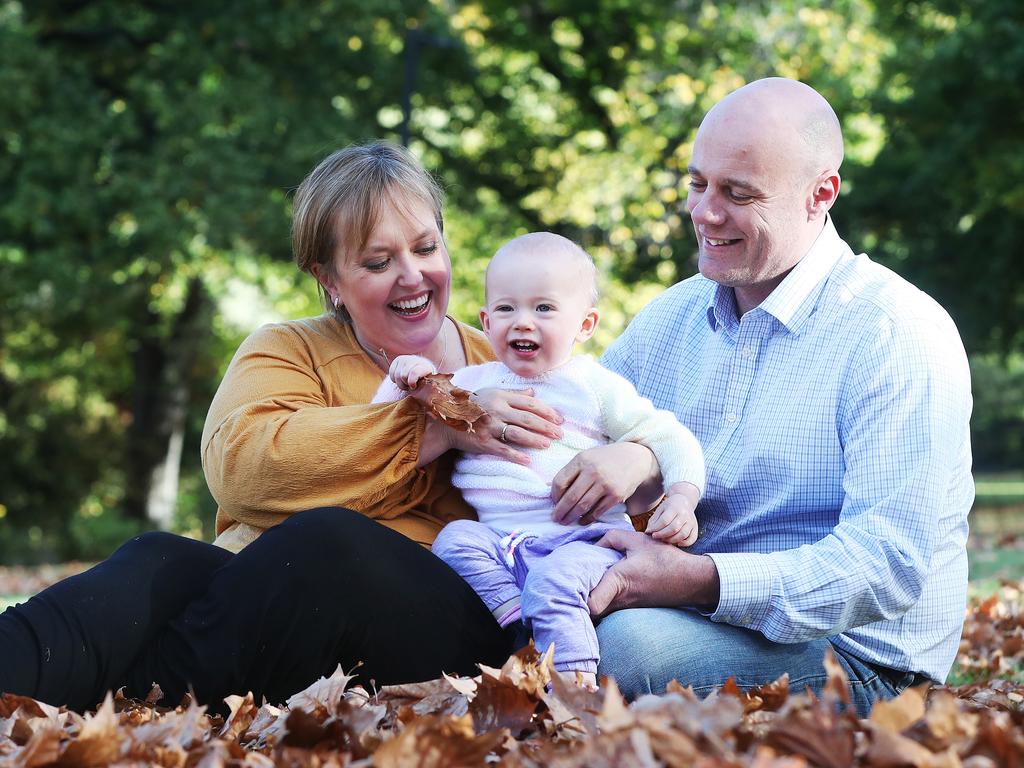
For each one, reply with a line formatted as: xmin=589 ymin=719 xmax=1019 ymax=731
xmin=333 ymin=296 xmax=341 ymax=310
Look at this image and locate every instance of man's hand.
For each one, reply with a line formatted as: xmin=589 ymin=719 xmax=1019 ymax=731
xmin=550 ymin=442 xmax=660 ymax=526
xmin=587 ymin=529 xmax=720 ymax=617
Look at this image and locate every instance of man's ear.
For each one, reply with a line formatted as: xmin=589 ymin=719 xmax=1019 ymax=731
xmin=807 ymin=170 xmax=841 ymax=220
xmin=479 ymin=308 xmax=491 ymax=333
xmin=576 ymin=308 xmax=600 ymax=343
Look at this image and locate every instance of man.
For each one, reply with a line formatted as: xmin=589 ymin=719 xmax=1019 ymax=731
xmin=588 ymin=77 xmax=973 ymax=716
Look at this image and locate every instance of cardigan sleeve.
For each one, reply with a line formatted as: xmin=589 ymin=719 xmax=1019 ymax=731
xmin=587 ymin=359 xmax=706 ymax=494
xmin=202 ymin=322 xmax=441 ymax=535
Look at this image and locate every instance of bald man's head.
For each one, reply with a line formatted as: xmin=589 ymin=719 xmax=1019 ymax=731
xmin=703 ymin=77 xmax=844 ymax=183
xmin=685 ymin=78 xmax=844 ymax=314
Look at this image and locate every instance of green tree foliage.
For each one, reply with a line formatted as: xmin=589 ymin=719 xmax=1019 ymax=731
xmin=412 ymin=0 xmax=888 ymax=347
xmin=0 ymin=0 xmax=1019 ymax=560
xmin=842 ymin=0 xmax=1024 ymax=354
xmin=0 ymin=0 xmax=421 ymax=558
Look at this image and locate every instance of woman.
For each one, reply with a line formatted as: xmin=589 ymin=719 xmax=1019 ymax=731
xmin=0 ymin=142 xmax=656 ymax=712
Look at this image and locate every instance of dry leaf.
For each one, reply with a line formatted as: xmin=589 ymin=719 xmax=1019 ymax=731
xmin=0 ymin=574 xmax=1021 ymax=767
xmin=414 ymin=373 xmax=487 ymax=432
xmin=870 ymin=685 xmax=927 ymax=732
xmin=468 ymin=674 xmax=538 ymax=736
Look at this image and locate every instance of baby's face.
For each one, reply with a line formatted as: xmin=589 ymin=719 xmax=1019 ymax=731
xmin=480 ymin=247 xmax=597 ymax=378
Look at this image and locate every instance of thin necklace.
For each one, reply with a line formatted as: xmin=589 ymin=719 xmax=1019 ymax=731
xmin=362 ymin=318 xmax=450 ymax=372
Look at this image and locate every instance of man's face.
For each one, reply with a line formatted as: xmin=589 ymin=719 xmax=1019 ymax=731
xmin=685 ymin=113 xmax=814 ymax=315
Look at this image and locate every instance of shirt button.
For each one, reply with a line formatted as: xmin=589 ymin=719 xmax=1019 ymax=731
xmin=725 ymin=411 xmax=737 ymax=423
xmin=741 ymin=345 xmax=753 ymax=357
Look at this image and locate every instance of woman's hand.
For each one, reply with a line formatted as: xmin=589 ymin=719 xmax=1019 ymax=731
xmin=416 ymin=387 xmax=563 ymax=467
xmin=451 ymin=387 xmax=564 ymax=462
xmin=550 ymin=442 xmax=661 ymax=525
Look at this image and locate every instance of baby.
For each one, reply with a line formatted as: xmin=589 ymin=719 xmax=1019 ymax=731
xmin=373 ymin=232 xmax=705 ymax=686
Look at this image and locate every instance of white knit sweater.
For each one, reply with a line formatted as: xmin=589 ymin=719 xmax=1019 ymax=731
xmin=375 ymin=356 xmax=705 ymax=536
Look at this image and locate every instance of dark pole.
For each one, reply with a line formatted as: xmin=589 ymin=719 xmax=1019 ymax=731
xmin=400 ymin=29 xmax=422 ymax=147
xmin=399 ymin=27 xmax=458 ymax=147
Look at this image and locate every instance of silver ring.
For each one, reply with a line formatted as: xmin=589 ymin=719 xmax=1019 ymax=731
xmin=499 ymin=423 xmax=510 ymax=443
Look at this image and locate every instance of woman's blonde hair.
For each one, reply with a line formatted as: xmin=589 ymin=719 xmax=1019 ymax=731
xmin=292 ymin=141 xmax=445 ymax=321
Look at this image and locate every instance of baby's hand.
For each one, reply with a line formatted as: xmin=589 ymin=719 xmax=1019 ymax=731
xmin=389 ymin=355 xmax=437 ymax=391
xmin=645 ymin=482 xmax=700 ymax=547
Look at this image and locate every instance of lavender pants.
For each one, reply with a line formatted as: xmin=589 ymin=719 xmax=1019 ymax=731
xmin=432 ymin=519 xmax=629 ymax=674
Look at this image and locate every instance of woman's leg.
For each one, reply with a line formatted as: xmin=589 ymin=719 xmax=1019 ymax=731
xmin=125 ymin=507 xmax=513 ymax=708
xmin=0 ymin=532 xmax=231 ymax=711
xmin=596 ymin=607 xmax=916 ymax=717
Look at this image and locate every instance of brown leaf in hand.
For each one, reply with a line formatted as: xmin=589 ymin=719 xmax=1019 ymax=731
xmin=413 ymin=374 xmax=487 ymax=432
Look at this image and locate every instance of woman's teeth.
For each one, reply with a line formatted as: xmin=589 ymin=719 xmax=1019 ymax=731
xmin=390 ymin=295 xmax=430 ymax=313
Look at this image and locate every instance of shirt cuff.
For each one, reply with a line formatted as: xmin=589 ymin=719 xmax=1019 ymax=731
xmin=706 ymin=552 xmax=775 ymax=629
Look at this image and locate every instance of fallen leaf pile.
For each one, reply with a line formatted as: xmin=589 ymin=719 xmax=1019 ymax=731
xmin=3 ymin=598 xmax=1024 ymax=768
xmin=2 ymin=572 xmax=1022 ymax=766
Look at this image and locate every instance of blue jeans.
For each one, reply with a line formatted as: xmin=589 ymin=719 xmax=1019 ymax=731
xmin=596 ymin=607 xmax=921 ymax=717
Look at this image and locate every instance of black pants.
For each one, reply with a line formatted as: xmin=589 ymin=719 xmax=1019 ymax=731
xmin=0 ymin=508 xmax=512 ymax=712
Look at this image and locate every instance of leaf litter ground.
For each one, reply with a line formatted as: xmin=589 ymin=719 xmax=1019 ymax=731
xmin=1 ymin=579 xmax=1022 ymax=767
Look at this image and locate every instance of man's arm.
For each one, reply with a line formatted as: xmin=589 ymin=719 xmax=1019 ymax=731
xmin=593 ymin=291 xmax=972 ymax=645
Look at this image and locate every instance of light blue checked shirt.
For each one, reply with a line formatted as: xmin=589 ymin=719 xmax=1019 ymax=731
xmin=601 ymin=217 xmax=973 ymax=681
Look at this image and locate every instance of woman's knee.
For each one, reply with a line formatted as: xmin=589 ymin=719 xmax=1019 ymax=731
xmin=110 ymin=531 xmax=229 ymax=573
xmin=269 ymin=507 xmax=375 ymax=559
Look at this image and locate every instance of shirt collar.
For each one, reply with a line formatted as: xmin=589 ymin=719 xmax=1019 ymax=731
xmin=705 ymin=215 xmax=848 ymax=335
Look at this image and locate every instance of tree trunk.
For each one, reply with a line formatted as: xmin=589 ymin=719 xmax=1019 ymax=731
xmin=122 ymin=276 xmax=212 ymax=528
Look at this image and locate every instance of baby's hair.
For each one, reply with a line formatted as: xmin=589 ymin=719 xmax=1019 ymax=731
xmin=489 ymin=232 xmax=599 ymax=306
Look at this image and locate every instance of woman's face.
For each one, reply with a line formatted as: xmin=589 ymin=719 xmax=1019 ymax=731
xmin=318 ymin=195 xmax=451 ymax=358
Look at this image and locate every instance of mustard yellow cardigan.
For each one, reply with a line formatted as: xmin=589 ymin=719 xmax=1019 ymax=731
xmin=202 ymin=314 xmax=495 ymax=552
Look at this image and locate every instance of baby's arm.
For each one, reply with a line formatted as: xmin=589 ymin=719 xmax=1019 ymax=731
xmin=590 ymin=360 xmax=705 ymax=546
xmin=389 ymin=355 xmax=437 ymax=391
xmin=371 ymin=355 xmax=437 ymax=404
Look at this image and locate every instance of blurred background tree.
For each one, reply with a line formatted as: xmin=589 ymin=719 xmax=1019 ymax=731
xmin=1 ymin=0 xmax=1020 ymax=561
